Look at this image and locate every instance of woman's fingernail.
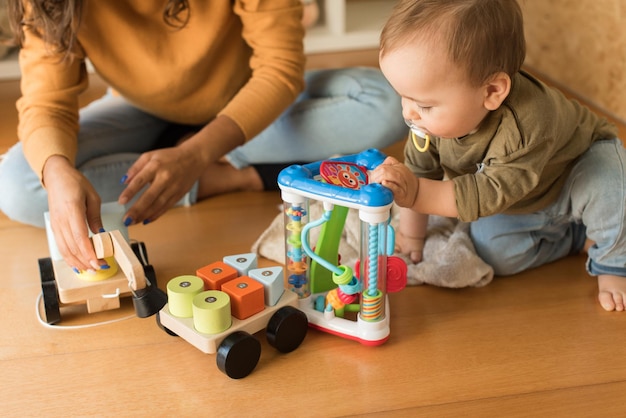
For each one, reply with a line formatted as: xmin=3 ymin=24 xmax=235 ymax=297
xmin=101 ymin=263 xmax=111 ymax=270
xmin=72 ymin=267 xmax=80 ymax=274
xmin=143 ymin=219 xmax=151 ymax=225
xmin=120 ymin=174 xmax=128 ymax=184
xmin=124 ymin=217 xmax=133 ymax=226
xmin=98 ymin=227 xmax=106 ymax=233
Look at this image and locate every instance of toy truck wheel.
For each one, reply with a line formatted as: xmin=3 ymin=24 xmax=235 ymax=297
xmin=155 ymin=312 xmax=178 ymax=336
xmin=216 ymin=331 xmax=261 ymax=379
xmin=266 ymin=306 xmax=308 ymax=353
xmin=38 ymin=257 xmax=61 ymax=325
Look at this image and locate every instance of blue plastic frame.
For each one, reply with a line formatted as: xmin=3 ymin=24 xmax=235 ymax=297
xmin=277 ymin=148 xmax=393 ymax=208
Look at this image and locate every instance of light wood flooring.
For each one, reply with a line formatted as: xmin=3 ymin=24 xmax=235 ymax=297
xmin=1 ymin=50 xmax=625 ymax=417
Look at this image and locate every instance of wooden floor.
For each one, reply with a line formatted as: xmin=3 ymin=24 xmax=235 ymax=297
xmin=1 ymin=50 xmax=626 ymax=417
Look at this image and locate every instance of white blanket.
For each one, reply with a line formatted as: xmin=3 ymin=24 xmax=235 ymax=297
xmin=252 ymin=202 xmax=493 ymax=288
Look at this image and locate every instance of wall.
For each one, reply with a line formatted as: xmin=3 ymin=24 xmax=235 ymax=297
xmin=521 ymin=0 xmax=626 ymax=122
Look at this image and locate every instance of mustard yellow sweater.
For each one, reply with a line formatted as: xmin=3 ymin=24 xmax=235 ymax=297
xmin=17 ymin=0 xmax=306 ymax=179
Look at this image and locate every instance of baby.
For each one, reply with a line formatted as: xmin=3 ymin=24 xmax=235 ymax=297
xmin=371 ymin=0 xmax=626 ymax=311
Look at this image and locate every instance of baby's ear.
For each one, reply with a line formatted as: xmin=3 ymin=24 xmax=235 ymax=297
xmin=483 ymin=72 xmax=511 ymax=111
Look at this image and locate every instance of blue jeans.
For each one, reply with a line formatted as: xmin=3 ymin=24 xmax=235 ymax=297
xmin=0 ymin=67 xmax=406 ymax=227
xmin=470 ymin=138 xmax=626 ymax=277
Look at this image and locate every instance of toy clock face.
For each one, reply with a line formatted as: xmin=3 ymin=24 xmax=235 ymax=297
xmin=319 ymin=161 xmax=368 ymax=190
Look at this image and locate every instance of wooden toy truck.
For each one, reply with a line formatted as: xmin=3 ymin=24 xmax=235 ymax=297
xmin=157 ymin=253 xmax=308 ymax=379
xmin=38 ymin=229 xmax=165 ymax=324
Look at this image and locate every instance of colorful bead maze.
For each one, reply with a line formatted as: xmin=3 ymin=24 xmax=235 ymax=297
xmin=278 ymin=148 xmax=407 ymax=346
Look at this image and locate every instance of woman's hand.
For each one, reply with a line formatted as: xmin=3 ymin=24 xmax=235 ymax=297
xmin=118 ymin=115 xmax=246 ymax=225
xmin=43 ymin=156 xmax=104 ymax=272
xmin=118 ymin=143 xmax=205 ymax=225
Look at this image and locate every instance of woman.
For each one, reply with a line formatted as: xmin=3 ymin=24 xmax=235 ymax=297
xmin=0 ymin=0 xmax=406 ymax=273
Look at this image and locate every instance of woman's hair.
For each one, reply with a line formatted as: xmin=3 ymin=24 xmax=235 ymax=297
xmin=7 ymin=0 xmax=190 ymax=60
xmin=380 ymin=0 xmax=526 ymax=86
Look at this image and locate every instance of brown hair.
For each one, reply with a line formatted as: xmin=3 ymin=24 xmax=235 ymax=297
xmin=380 ymin=0 xmax=526 ymax=86
xmin=7 ymin=0 xmax=190 ymax=60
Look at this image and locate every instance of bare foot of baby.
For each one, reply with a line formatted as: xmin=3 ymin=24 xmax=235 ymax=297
xmin=197 ymin=162 xmax=263 ymax=199
xmin=597 ymin=274 xmax=626 ymax=311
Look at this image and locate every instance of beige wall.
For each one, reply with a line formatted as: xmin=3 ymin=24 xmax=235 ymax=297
xmin=521 ymin=0 xmax=626 ymax=122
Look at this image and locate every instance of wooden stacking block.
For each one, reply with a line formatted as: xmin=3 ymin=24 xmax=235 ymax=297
xmin=223 ymin=253 xmax=258 ymax=276
xmin=221 ymin=275 xmax=265 ymax=320
xmin=196 ymin=261 xmax=238 ymax=290
xmin=249 ymin=266 xmax=284 ymax=306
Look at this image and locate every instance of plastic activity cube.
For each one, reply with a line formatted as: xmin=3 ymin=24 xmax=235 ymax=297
xmin=278 ymin=148 xmax=407 ymax=346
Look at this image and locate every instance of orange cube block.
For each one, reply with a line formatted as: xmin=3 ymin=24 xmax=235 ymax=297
xmin=221 ymin=276 xmax=265 ymax=320
xmin=196 ymin=261 xmax=238 ymax=290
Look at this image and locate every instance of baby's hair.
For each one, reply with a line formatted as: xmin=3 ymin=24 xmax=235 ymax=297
xmin=380 ymin=0 xmax=526 ymax=86
xmin=7 ymin=0 xmax=191 ymax=61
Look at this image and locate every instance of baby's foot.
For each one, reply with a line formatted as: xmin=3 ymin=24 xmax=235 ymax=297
xmin=597 ymin=275 xmax=626 ymax=311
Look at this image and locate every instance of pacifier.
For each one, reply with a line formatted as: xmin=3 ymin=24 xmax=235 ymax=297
xmin=405 ymin=120 xmax=430 ymax=152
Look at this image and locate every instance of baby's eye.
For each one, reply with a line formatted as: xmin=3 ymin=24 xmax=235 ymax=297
xmin=417 ymin=105 xmax=432 ymax=112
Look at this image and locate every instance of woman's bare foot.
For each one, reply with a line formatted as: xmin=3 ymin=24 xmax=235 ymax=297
xmin=598 ymin=274 xmax=626 ymax=311
xmin=197 ymin=162 xmax=263 ymax=199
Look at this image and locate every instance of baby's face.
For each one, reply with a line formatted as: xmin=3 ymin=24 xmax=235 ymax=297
xmin=380 ymin=41 xmax=490 ymax=139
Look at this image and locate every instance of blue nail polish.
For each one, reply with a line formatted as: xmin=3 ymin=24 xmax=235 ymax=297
xmin=72 ymin=267 xmax=80 ymax=274
xmin=124 ymin=217 xmax=133 ymax=226
xmin=120 ymin=174 xmax=128 ymax=184
xmin=143 ymin=219 xmax=151 ymax=225
xmin=101 ymin=263 xmax=111 ymax=270
xmin=99 ymin=227 xmax=106 ymax=233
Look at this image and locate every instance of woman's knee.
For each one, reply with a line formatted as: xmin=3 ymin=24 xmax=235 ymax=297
xmin=0 ymin=146 xmax=48 ymax=227
xmin=336 ymin=67 xmax=407 ymax=144
xmin=0 ymin=181 xmax=48 ymax=228
xmin=342 ymin=67 xmax=402 ymax=112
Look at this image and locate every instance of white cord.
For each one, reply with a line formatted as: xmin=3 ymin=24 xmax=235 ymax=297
xmin=35 ymin=293 xmax=136 ymax=330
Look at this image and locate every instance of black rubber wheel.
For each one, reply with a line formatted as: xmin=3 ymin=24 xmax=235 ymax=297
xmin=38 ymin=257 xmax=61 ymax=325
xmin=266 ymin=306 xmax=308 ymax=353
xmin=216 ymin=331 xmax=261 ymax=379
xmin=155 ymin=312 xmax=178 ymax=337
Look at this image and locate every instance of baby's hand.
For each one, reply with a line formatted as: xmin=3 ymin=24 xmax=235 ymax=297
xmin=371 ymin=157 xmax=419 ymax=208
xmin=395 ymin=230 xmax=425 ymax=264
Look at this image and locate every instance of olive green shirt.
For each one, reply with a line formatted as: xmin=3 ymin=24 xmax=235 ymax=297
xmin=404 ymin=71 xmax=618 ymax=222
